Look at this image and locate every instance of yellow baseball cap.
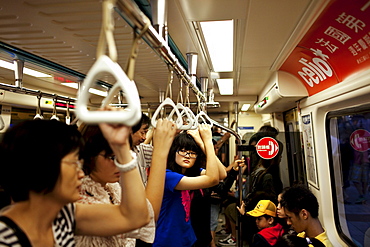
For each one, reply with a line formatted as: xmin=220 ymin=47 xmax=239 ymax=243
xmin=247 ymin=200 xmax=276 ymax=217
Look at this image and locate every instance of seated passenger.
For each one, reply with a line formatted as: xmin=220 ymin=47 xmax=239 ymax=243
xmin=238 ymin=200 xmax=285 ymax=247
xmin=280 ymin=185 xmax=333 ymax=247
xmin=277 ymin=187 xmax=296 ymax=236
xmin=0 ymin=114 xmax=149 ymax=246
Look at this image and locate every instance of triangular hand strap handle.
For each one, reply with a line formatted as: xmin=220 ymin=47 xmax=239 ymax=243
xmin=185 ymin=107 xmax=198 ymax=130
xmin=195 ymin=111 xmax=213 ymax=127
xmin=151 ymin=98 xmax=183 ymax=128
xmin=168 ymin=103 xmax=194 ymax=130
xmin=76 ymin=55 xmax=141 ymax=126
xmin=33 ymin=114 xmax=44 ymax=120
xmin=0 ymin=115 xmax=4 ymax=131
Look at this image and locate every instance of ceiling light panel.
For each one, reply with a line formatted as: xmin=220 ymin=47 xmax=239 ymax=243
xmin=199 ymin=20 xmax=234 ymax=72
xmin=216 ymin=78 xmax=233 ymax=95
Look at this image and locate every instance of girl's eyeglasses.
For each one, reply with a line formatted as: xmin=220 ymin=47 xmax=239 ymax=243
xmin=177 ymin=149 xmax=197 ymax=159
xmin=99 ymin=154 xmax=115 ymax=161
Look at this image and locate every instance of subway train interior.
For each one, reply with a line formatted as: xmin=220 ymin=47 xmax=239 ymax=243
xmin=0 ymin=0 xmax=370 ymax=246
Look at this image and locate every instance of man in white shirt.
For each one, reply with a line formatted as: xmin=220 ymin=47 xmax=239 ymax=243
xmin=131 ymin=113 xmax=153 ymax=186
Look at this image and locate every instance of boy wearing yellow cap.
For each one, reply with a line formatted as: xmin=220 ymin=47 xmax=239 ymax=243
xmin=238 ymin=200 xmax=285 ymax=247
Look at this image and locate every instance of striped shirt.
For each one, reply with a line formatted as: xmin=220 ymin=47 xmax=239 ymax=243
xmin=134 ymin=143 xmax=153 ymax=186
xmin=0 ymin=203 xmax=76 ymax=247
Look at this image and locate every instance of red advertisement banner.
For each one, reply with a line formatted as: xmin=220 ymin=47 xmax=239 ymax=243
xmin=280 ymin=0 xmax=370 ymax=95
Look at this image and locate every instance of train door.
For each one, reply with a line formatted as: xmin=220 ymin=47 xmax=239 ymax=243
xmin=327 ymin=105 xmax=370 ymax=247
xmin=284 ymin=108 xmax=307 ymax=186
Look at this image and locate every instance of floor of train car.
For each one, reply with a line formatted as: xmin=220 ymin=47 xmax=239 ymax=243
xmin=214 ymin=211 xmax=249 ymax=247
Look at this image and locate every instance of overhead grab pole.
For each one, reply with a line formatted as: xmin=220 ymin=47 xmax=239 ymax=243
xmin=0 ymin=58 xmax=76 ymax=102
xmin=0 ymin=82 xmax=77 ymax=103
xmin=115 ymin=0 xmax=206 ymax=101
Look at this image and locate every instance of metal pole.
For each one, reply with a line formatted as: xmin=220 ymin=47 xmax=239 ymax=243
xmin=233 ymin=102 xmax=243 ymax=247
xmin=0 ymin=82 xmax=77 ymax=103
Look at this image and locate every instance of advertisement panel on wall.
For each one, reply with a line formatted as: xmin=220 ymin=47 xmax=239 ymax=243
xmin=280 ymin=0 xmax=370 ymax=95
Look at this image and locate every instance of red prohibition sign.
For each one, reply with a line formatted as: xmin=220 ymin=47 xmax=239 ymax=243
xmin=256 ymin=137 xmax=279 ymax=159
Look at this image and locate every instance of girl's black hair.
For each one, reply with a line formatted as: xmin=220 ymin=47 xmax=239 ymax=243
xmin=167 ymin=131 xmax=205 ymax=176
xmin=0 ymin=120 xmax=83 ymax=202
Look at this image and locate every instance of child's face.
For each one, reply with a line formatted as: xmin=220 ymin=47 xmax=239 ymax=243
xmin=277 ymin=193 xmax=286 ymax=218
xmin=255 ymin=216 xmax=272 ymax=230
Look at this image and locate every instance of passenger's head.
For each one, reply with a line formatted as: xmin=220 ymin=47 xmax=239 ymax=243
xmin=0 ymin=120 xmax=84 ymax=202
xmin=277 ymin=187 xmax=290 ymax=218
xmin=248 ymin=126 xmax=279 ymax=146
xmin=79 ymin=124 xmax=120 ymax=185
xmin=281 ymin=185 xmax=319 ymax=232
xmin=212 ymin=126 xmax=222 ymax=135
xmin=258 ymin=125 xmax=279 ymax=138
xmin=131 ymin=113 xmax=150 ymax=146
xmin=167 ymin=131 xmax=204 ymax=176
xmin=247 ymin=200 xmax=277 ymax=230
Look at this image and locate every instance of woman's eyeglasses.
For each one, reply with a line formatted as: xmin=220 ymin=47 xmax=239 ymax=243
xmin=177 ymin=149 xmax=198 ymax=159
xmin=63 ymin=160 xmax=83 ymax=171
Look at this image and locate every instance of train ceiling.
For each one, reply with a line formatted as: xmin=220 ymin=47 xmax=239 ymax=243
xmin=0 ymin=0 xmax=329 ymax=118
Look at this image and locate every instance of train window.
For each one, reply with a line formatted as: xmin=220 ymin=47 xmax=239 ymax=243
xmin=327 ymin=106 xmax=370 ymax=247
xmin=10 ymin=107 xmax=68 ymax=127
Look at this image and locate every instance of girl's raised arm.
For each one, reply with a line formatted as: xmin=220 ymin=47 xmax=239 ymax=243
xmin=187 ymin=128 xmax=227 ymax=180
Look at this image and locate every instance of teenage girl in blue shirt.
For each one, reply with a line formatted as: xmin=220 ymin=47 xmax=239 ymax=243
xmin=153 ymin=124 xmax=227 ymax=247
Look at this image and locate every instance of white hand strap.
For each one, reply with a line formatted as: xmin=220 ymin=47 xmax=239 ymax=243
xmin=0 ymin=115 xmax=4 ymax=131
xmin=195 ymin=111 xmax=213 ymax=127
xmin=151 ymin=98 xmax=183 ymax=128
xmin=168 ymin=103 xmax=195 ymax=130
xmin=34 ymin=95 xmax=44 ymax=120
xmin=34 ymin=114 xmax=44 ymax=120
xmin=50 ymin=115 xmax=59 ymax=121
xmin=185 ymin=107 xmax=198 ymax=130
xmin=76 ymin=55 xmax=141 ymax=125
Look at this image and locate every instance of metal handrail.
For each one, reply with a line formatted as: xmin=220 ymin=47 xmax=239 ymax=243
xmin=115 ymin=0 xmax=206 ymax=101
